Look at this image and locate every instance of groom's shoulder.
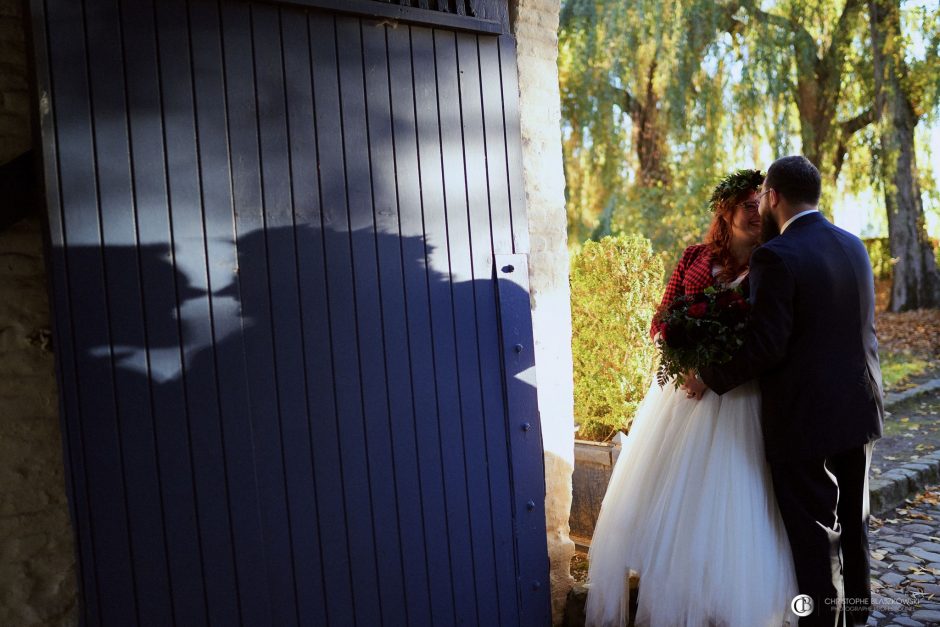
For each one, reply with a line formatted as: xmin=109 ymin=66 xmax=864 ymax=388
xmin=825 ymin=219 xmax=866 ymax=248
xmin=810 ymin=218 xmax=869 ymax=261
xmin=756 ymin=236 xmax=793 ymax=260
xmin=762 ymin=219 xmax=867 ymax=267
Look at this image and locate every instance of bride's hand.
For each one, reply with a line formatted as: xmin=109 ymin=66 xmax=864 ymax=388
xmin=681 ymin=371 xmax=707 ymax=400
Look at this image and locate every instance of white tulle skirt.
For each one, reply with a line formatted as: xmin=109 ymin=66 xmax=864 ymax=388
xmin=584 ymin=378 xmax=800 ymax=627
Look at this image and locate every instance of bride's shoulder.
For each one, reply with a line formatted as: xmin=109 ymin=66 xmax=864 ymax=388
xmin=679 ymin=243 xmax=711 ymax=264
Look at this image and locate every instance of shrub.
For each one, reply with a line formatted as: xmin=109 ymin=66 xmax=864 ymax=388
xmin=570 ymin=234 xmax=665 ymax=442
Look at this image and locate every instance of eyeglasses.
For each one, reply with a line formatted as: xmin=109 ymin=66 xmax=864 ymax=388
xmin=738 ymin=189 xmax=772 ymax=215
xmin=738 ymin=201 xmax=760 ymax=215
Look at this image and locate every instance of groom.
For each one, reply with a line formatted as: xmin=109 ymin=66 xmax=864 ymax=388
xmin=685 ymin=155 xmax=884 ymax=626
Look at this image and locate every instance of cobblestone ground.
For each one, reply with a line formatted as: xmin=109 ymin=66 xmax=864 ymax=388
xmin=871 ymin=394 xmax=940 ymax=479
xmin=868 ymin=485 xmax=940 ymax=626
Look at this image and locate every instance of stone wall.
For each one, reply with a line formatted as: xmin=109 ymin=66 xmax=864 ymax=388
xmin=509 ymin=0 xmax=577 ymax=623
xmin=0 ymin=1 xmax=78 ymax=625
xmin=0 ymin=0 xmax=29 ymax=164
xmin=0 ymin=218 xmax=77 ymax=627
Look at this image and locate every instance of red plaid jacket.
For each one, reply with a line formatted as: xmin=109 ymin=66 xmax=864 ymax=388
xmin=650 ymin=244 xmax=717 ymax=339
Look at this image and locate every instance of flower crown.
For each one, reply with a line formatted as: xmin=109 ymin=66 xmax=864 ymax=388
xmin=708 ymin=169 xmax=764 ymax=212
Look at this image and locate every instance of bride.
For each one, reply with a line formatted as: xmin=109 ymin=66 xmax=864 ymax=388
xmin=584 ymin=170 xmax=800 ymax=627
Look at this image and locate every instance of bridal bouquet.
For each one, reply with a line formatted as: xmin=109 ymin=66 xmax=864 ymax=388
xmin=652 ymin=286 xmax=751 ymax=389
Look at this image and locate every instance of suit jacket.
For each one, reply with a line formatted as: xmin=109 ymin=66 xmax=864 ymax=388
xmin=699 ymin=212 xmax=884 ymax=463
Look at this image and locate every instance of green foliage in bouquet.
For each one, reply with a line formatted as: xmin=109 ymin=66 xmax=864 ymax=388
xmin=570 ymin=234 xmax=664 ymax=442
xmin=654 ymin=286 xmax=751 ymax=389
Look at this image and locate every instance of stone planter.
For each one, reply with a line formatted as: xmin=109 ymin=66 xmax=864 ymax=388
xmin=569 ymin=438 xmax=623 ymax=548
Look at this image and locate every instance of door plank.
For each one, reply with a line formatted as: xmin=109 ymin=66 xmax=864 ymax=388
xmin=45 ymin=0 xmax=137 ymax=622
xmin=118 ymin=0 xmax=210 ymax=621
xmin=158 ymin=0 xmax=267 ymax=622
xmin=310 ymin=12 xmax=384 ymax=625
xmin=279 ymin=7 xmax=332 ymax=624
xmin=85 ymin=0 xmax=174 ymax=622
xmin=361 ymin=17 xmax=435 ymax=626
xmin=432 ymin=27 xmax=502 ymax=627
xmin=336 ymin=14 xmax=410 ymax=625
xmin=454 ymin=29 xmax=520 ymax=626
xmin=386 ymin=21 xmax=458 ymax=627
xmin=410 ymin=23 xmax=479 ymax=626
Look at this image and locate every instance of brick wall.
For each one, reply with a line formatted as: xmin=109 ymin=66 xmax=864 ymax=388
xmin=509 ymin=0 xmax=577 ymax=624
xmin=0 ymin=1 xmax=78 ymax=625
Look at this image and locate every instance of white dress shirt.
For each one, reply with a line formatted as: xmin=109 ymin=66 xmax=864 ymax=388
xmin=780 ymin=209 xmax=819 ymax=234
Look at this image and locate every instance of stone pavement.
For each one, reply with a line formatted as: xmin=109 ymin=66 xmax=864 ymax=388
xmin=865 ymin=382 xmax=940 ymax=626
xmin=869 ymin=390 xmax=940 ymax=515
xmin=868 ymin=484 xmax=940 ymax=626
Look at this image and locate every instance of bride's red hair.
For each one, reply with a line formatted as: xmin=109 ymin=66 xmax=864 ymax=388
xmin=705 ymin=190 xmax=754 ymax=285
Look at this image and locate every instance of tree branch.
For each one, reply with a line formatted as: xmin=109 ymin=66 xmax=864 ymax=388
xmin=738 ymin=0 xmax=817 ymax=60
xmin=841 ymin=108 xmax=876 ymax=137
xmin=817 ymin=0 xmax=866 ymax=108
xmin=832 ymin=108 xmax=875 ymax=181
xmin=826 ymin=0 xmax=866 ymax=62
xmin=611 ymin=83 xmax=638 ymax=117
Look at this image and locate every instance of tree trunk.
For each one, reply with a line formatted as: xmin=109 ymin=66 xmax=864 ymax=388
xmin=870 ymin=0 xmax=940 ymax=311
xmin=627 ymin=60 xmax=671 ymax=190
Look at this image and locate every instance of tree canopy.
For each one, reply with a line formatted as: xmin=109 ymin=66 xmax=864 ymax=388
xmin=559 ymin=0 xmax=940 ymax=309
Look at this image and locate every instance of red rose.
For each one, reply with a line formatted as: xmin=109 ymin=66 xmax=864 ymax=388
xmin=688 ymin=302 xmax=708 ymax=318
xmin=717 ymin=290 xmax=747 ymax=309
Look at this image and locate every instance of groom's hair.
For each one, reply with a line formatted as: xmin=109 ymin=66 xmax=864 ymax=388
xmin=765 ymin=156 xmax=821 ymax=206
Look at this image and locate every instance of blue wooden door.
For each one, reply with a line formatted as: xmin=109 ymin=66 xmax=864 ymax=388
xmin=29 ymin=0 xmax=550 ymax=625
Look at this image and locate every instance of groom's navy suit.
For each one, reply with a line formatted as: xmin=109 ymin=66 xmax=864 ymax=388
xmin=700 ymin=211 xmax=884 ymax=626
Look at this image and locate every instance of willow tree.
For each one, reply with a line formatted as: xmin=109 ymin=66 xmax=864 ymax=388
xmin=745 ymin=0 xmax=939 ymax=309
xmin=869 ymin=0 xmax=940 ymax=310
xmin=735 ymin=0 xmax=876 ymax=201
xmin=558 ymin=0 xmax=746 ymax=253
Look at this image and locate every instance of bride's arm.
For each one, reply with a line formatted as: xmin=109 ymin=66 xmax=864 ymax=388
xmin=698 ymin=246 xmax=794 ymax=394
xmin=650 ymin=245 xmax=699 ymax=339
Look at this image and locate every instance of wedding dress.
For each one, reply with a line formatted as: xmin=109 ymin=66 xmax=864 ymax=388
xmin=584 ymin=270 xmax=800 ymax=627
